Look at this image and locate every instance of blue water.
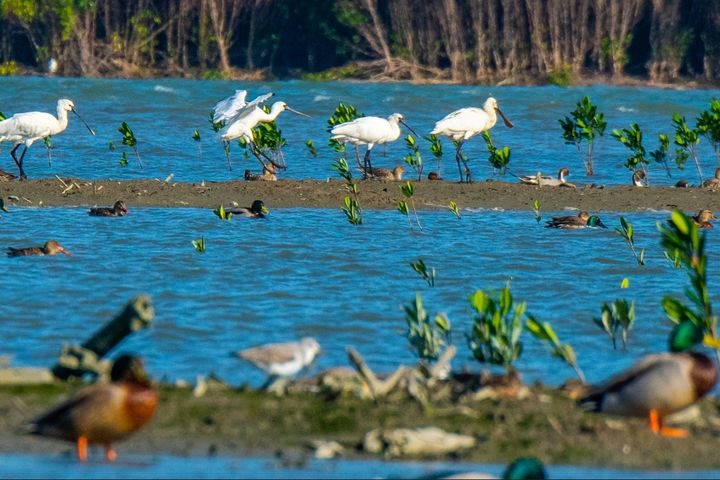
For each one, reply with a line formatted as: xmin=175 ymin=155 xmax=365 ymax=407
xmin=0 ymin=78 xmax=719 ymax=184
xmin=0 ymin=206 xmax=714 ymax=388
xmin=0 ymin=453 xmax=718 ymax=479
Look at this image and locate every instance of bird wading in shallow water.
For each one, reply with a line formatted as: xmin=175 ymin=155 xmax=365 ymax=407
xmin=26 ymin=355 xmax=157 ymax=461
xmin=331 ymin=113 xmax=415 ymax=178
xmin=0 ymin=99 xmax=95 ymax=180
xmin=431 ymin=97 xmax=514 ymax=183
xmin=579 ymin=321 xmax=719 ymax=438
xmin=88 ymin=200 xmax=128 ymax=217
xmin=227 ymin=199 xmax=269 ymax=218
xmin=6 ymin=240 xmax=72 ymax=257
xmin=545 ymin=211 xmax=607 ymax=229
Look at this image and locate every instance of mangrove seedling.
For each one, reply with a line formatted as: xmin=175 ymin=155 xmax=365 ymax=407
xmin=410 ymin=259 xmax=435 ymax=287
xmin=192 ymin=129 xmax=202 ymax=163
xmin=526 ymin=316 xmax=585 ymax=382
xmin=449 ymin=200 xmax=461 ymax=219
xmin=400 ymin=180 xmax=422 ymax=230
xmin=612 ymin=123 xmax=649 ymax=177
xmin=397 ymin=200 xmax=411 ymax=228
xmin=594 ymin=298 xmax=635 ymax=350
xmin=481 ymin=131 xmax=511 ymax=175
xmin=404 ymin=292 xmax=451 ymax=364
xmin=192 ymin=236 xmax=206 ymax=253
xmin=306 ymin=139 xmax=318 ymax=157
xmin=532 ymin=199 xmax=541 ymax=224
xmin=209 ymin=111 xmax=224 ymax=133
xmin=467 ymin=282 xmax=525 ymax=370
xmin=559 ymin=96 xmax=607 ymax=176
xmin=119 ymin=152 xmax=128 ymax=167
xmin=331 ymin=157 xmax=362 ymax=225
xmin=672 ymin=114 xmax=702 ymax=183
xmin=649 ymin=133 xmax=671 ymax=177
xmin=327 ymin=103 xmax=362 ymax=154
xmin=615 ymin=216 xmax=645 ymax=265
xmin=429 ymin=133 xmax=442 ymax=173
xmin=213 ymin=205 xmax=232 ymax=221
xmin=404 ymin=134 xmax=423 ymax=180
xmin=43 ymin=135 xmax=53 ymax=167
xmin=118 ymin=121 xmax=143 ymax=168
xmin=696 ymin=98 xmax=720 ymax=162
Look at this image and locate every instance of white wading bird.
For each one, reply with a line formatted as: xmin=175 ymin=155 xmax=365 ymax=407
xmin=431 ymin=97 xmax=513 ymax=183
xmin=0 ymin=99 xmax=95 ymax=180
xmin=212 ymin=90 xmax=308 ymax=171
xmin=330 ymin=113 xmax=415 ymax=178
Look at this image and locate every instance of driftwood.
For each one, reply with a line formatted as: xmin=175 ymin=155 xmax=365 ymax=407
xmin=51 ymin=295 xmax=154 ymax=380
xmin=363 ymin=426 xmax=476 ymax=457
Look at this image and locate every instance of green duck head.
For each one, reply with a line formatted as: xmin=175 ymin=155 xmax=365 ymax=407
xmin=669 ymin=321 xmax=705 ymax=352
xmin=250 ymin=200 xmax=269 ymax=215
xmin=587 ymin=215 xmax=607 ymax=228
xmin=502 ymin=457 xmax=547 ymax=480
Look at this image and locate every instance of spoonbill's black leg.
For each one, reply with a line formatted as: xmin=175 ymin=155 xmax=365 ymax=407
xmin=10 ymin=144 xmax=28 ymax=180
xmin=454 ymin=141 xmax=465 ymax=183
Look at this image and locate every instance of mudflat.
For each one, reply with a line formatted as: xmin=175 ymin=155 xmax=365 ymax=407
xmin=1 ymin=178 xmax=719 ymax=212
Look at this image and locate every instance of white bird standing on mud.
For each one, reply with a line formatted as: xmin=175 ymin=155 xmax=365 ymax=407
xmin=0 ymin=99 xmax=95 ymax=180
xmin=330 ymin=113 xmax=414 ymax=178
xmin=213 ymin=90 xmax=308 ymax=171
xmin=431 ymin=97 xmax=514 ymax=183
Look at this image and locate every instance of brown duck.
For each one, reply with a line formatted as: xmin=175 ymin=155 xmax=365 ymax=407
xmin=89 ymin=200 xmax=128 ymax=217
xmin=26 ymin=355 xmax=157 ymax=461
xmin=545 ymin=211 xmax=607 ymax=229
xmin=359 ymin=165 xmax=405 ymax=181
xmin=692 ymin=209 xmax=717 ymax=229
xmin=6 ymin=240 xmax=72 ymax=257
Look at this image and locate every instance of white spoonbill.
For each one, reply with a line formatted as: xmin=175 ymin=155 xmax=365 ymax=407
xmin=330 ymin=113 xmax=414 ymax=178
xmin=431 ymin=97 xmax=513 ymax=183
xmin=213 ymin=90 xmax=308 ymax=171
xmin=0 ymin=99 xmax=95 ymax=180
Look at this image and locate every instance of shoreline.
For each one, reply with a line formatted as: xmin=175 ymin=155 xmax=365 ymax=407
xmin=1 ymin=178 xmax=720 ymax=212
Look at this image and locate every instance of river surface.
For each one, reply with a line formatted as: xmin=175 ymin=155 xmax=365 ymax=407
xmin=0 ymin=78 xmax=719 ymax=184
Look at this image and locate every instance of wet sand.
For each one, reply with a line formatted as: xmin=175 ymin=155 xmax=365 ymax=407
xmin=1 ymin=178 xmax=719 ymax=212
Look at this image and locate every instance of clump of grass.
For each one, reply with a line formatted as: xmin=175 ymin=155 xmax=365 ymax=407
xmin=559 ymin=96 xmax=607 ymax=176
xmin=118 ymin=121 xmax=143 ymax=168
xmin=410 ymin=259 xmax=435 ymax=287
xmin=526 ymin=317 xmax=584 ymax=382
xmin=615 ymin=216 xmax=645 ymax=266
xmin=213 ymin=205 xmax=232 ymax=221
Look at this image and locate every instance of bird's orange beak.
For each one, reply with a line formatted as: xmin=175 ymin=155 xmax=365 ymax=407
xmin=496 ymin=107 xmax=514 ymax=128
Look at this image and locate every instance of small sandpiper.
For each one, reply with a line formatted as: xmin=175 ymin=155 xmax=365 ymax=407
xmin=235 ymin=337 xmax=320 ymax=392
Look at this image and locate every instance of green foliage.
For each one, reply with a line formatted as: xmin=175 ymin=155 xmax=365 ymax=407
xmin=481 ymin=131 xmax=511 ymax=174
xmin=201 ymin=69 xmax=225 ymax=80
xmin=615 ymin=216 xmax=645 ymax=266
xmin=119 ymin=151 xmax=128 ymax=167
xmin=305 ymin=139 xmax=318 ymax=157
xmin=118 ymin=121 xmax=143 ymax=168
xmin=559 ymin=96 xmax=607 ymax=176
xmin=658 ymin=210 xmax=714 ymax=338
xmin=404 ymin=293 xmax=451 ymax=363
xmin=428 ymin=133 xmax=443 ymax=173
xmin=327 ymin=103 xmax=362 ymax=153
xmin=192 ymin=236 xmax=206 ymax=253
xmin=672 ymin=114 xmax=702 ymax=183
xmin=0 ymin=112 xmax=5 ymax=120
xmin=532 ymin=199 xmax=541 ymax=224
xmin=595 ymin=299 xmax=635 ymax=350
xmin=331 ymin=158 xmax=362 ymax=225
xmin=209 ymin=112 xmax=224 ymax=133
xmin=213 ymin=205 xmax=232 ymax=221
xmin=399 ymin=180 xmax=422 ymax=230
xmin=43 ymin=135 xmax=53 ymax=167
xmin=404 ymin=134 xmax=423 ymax=180
xmin=192 ymin=129 xmax=201 ymax=142
xmin=449 ymin=200 xmax=461 ymax=219
xmin=696 ymin=98 xmax=720 ymax=162
xmin=526 ymin=316 xmax=584 ymax=382
xmin=547 ymin=64 xmax=573 ymax=86
xmin=649 ymin=133 xmax=671 ymax=177
xmin=410 ymin=259 xmax=435 ymax=287
xmin=467 ymin=283 xmax=525 ymax=369
xmin=612 ymin=123 xmax=648 ymax=173
xmin=0 ymin=60 xmax=17 ymax=76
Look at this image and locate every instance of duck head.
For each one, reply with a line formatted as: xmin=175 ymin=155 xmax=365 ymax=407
xmin=43 ymin=240 xmax=72 ymax=256
xmin=111 ymin=354 xmax=151 ymax=386
xmin=587 ymin=215 xmax=607 ymax=228
xmin=250 ymin=200 xmax=269 ymax=215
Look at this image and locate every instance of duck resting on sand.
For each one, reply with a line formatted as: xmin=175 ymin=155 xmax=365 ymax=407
xmin=579 ymin=321 xmax=718 ymax=438
xmin=702 ymin=168 xmax=720 ymax=189
xmin=519 ymin=167 xmax=575 ymax=187
xmin=358 ymin=165 xmax=405 ymax=181
xmin=545 ymin=211 xmax=607 ymax=229
xmin=632 ymin=170 xmax=647 ymax=187
xmin=227 ymin=199 xmax=269 ymax=218
xmin=6 ymin=240 xmax=72 ymax=257
xmin=88 ymin=200 xmax=128 ymax=217
xmin=26 ymin=355 xmax=157 ymax=461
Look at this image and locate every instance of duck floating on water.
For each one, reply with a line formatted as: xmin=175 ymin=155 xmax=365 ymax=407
xmin=26 ymin=355 xmax=157 ymax=461
xmin=228 ymin=199 xmax=269 ymax=218
xmin=545 ymin=211 xmax=607 ymax=229
xmin=88 ymin=200 xmax=128 ymax=217
xmin=692 ymin=209 xmax=717 ymax=229
xmin=579 ymin=321 xmax=718 ymax=438
xmin=6 ymin=240 xmax=72 ymax=257
xmin=519 ymin=167 xmax=575 ymax=188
